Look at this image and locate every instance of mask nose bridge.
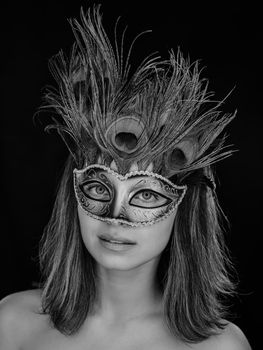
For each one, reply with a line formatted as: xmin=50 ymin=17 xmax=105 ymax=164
xmin=111 ymin=179 xmax=129 ymax=218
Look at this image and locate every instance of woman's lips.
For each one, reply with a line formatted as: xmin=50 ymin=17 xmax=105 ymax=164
xmin=98 ymin=233 xmax=136 ymax=245
xmin=98 ymin=233 xmax=136 ymax=251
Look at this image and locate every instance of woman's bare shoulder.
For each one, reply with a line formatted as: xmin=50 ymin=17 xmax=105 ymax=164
xmin=0 ymin=289 xmax=42 ymax=321
xmin=0 ymin=289 xmax=42 ymax=307
xmin=0 ymin=289 xmax=44 ymax=349
xmin=199 ymin=321 xmax=252 ymax=350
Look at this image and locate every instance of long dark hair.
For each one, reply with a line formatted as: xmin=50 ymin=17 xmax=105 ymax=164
xmin=39 ymin=155 xmax=235 ymax=343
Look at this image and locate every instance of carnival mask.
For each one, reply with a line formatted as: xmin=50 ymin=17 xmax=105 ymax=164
xmin=74 ymin=164 xmax=187 ymax=226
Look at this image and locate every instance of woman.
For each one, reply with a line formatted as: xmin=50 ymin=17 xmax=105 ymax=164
xmin=0 ymin=6 xmax=251 ymax=349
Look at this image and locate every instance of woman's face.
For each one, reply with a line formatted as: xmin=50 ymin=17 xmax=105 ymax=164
xmin=77 ymin=169 xmax=177 ymax=271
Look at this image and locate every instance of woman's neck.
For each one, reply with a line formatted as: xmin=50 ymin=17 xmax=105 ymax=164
xmin=94 ymin=258 xmax=163 ymax=325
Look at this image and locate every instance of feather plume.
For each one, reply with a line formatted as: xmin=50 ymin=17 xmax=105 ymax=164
xmin=41 ymin=5 xmax=236 ymax=177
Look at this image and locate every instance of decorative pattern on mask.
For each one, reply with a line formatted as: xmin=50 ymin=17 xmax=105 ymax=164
xmin=73 ymin=164 xmax=187 ymax=227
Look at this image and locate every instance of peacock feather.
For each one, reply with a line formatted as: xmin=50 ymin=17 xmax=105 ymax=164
xmin=42 ymin=5 xmax=236 ymax=178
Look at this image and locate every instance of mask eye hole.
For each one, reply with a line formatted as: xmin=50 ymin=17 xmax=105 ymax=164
xmin=129 ymin=189 xmax=172 ymax=209
xmin=79 ymin=181 xmax=111 ymax=202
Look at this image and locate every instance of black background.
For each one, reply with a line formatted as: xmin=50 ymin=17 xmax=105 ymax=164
xmin=1 ymin=1 xmax=261 ymax=348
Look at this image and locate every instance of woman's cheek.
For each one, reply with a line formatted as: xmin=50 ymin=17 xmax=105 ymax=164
xmin=136 ymin=211 xmax=176 ymax=255
xmin=78 ymin=207 xmax=100 ymax=247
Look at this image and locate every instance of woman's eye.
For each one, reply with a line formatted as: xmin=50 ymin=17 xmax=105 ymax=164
xmin=140 ymin=191 xmax=157 ymax=201
xmin=80 ymin=182 xmax=111 ymax=202
xmin=130 ymin=190 xmax=171 ymax=208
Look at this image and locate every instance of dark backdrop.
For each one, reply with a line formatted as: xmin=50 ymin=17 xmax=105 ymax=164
xmin=1 ymin=1 xmax=261 ymax=348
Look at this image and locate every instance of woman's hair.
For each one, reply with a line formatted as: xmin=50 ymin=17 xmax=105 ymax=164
xmin=39 ymin=155 xmax=235 ymax=343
